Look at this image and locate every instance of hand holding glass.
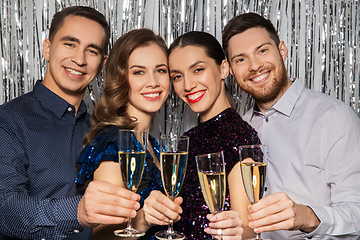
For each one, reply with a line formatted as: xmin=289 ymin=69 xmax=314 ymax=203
xmin=114 ymin=129 xmax=147 ymax=237
xmin=155 ymin=135 xmax=189 ymax=240
xmin=239 ymin=145 xmax=268 ymax=240
xmin=195 ymin=152 xmax=226 ymax=239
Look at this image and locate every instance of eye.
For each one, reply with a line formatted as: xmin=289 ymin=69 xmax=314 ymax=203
xmin=64 ymin=42 xmax=75 ymax=48
xmin=259 ymin=48 xmax=267 ymax=54
xmin=235 ymin=58 xmax=245 ymax=64
xmin=133 ymin=70 xmax=144 ymax=75
xmin=157 ymin=68 xmax=168 ymax=74
xmin=171 ymin=74 xmax=182 ymax=81
xmin=88 ymin=48 xmax=100 ymax=56
xmin=194 ymin=68 xmax=204 ymax=73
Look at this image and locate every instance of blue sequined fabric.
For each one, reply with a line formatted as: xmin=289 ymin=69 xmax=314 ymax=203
xmin=75 ymin=126 xmax=166 ymax=240
xmin=177 ymin=108 xmax=261 ymax=239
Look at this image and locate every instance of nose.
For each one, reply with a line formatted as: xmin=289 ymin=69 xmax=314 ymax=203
xmin=71 ymin=49 xmax=86 ymax=66
xmin=146 ymin=73 xmax=160 ymax=88
xmin=184 ymin=75 xmax=196 ymax=92
xmin=248 ymin=56 xmax=263 ymax=72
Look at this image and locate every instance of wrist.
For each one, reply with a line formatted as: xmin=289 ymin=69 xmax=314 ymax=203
xmin=299 ymin=205 xmax=320 ymax=233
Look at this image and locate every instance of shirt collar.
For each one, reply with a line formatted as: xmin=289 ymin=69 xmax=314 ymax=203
xmin=33 ymin=80 xmax=88 ymax=118
xmin=248 ymin=78 xmax=304 ymax=119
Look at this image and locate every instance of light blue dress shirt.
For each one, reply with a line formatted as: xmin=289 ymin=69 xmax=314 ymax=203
xmin=243 ymin=78 xmax=360 ymax=239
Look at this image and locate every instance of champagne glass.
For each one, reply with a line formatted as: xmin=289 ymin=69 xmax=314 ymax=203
xmin=195 ymin=152 xmax=226 ymax=239
xmin=155 ymin=135 xmax=189 ymax=240
xmin=114 ymin=129 xmax=147 ymax=237
xmin=239 ymin=145 xmax=268 ymax=240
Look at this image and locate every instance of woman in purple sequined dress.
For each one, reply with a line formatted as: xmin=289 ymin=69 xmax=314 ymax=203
xmin=143 ymin=31 xmax=261 ymax=239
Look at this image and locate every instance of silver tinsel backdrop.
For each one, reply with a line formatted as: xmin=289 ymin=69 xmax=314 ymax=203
xmin=1 ymin=0 xmax=359 ymax=136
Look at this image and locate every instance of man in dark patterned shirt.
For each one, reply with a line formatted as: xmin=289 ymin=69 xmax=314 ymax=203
xmin=0 ymin=6 xmax=140 ymax=240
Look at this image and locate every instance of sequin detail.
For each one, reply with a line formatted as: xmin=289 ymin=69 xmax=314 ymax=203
xmin=177 ymin=108 xmax=261 ymax=239
xmin=75 ymin=126 xmax=167 ymax=239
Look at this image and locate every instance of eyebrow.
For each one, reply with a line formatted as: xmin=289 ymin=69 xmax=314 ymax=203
xmin=169 ymin=60 xmax=205 ymax=74
xmin=130 ymin=63 xmax=168 ymax=69
xmin=60 ymin=36 xmax=103 ymax=52
xmin=189 ymin=60 xmax=205 ymax=69
xmin=230 ymin=42 xmax=273 ymax=62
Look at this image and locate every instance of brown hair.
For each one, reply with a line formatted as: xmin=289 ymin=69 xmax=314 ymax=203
xmin=222 ymin=12 xmax=280 ymax=60
xmin=85 ymin=28 xmax=168 ymax=144
xmin=49 ymin=6 xmax=110 ymax=55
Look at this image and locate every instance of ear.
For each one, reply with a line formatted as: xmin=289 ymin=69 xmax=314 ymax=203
xmin=278 ymin=41 xmax=288 ymax=63
xmin=97 ymin=55 xmax=107 ymax=75
xmin=220 ymin=60 xmax=230 ymax=79
xmin=42 ymin=39 xmax=51 ymax=61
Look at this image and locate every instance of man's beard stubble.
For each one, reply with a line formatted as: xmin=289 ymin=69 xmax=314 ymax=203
xmin=241 ymin=63 xmax=289 ymax=105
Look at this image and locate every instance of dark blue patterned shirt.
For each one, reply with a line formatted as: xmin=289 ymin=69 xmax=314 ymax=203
xmin=0 ymin=81 xmax=91 ymax=240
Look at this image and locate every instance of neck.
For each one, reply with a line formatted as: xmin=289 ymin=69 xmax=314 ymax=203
xmin=127 ymin=105 xmax=153 ymax=132
xmin=42 ymin=70 xmax=84 ymax=115
xmin=200 ymin=83 xmax=231 ymax=122
xmin=257 ymin=78 xmax=293 ymax=113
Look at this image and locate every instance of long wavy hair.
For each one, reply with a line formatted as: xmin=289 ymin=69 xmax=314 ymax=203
xmin=85 ymin=28 xmax=168 ymax=144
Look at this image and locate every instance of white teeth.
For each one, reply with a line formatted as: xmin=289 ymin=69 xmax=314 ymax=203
xmin=143 ymin=93 xmax=160 ymax=98
xmin=252 ymin=72 xmax=269 ymax=82
xmin=187 ymin=91 xmax=204 ymax=100
xmin=66 ymin=68 xmax=83 ymax=75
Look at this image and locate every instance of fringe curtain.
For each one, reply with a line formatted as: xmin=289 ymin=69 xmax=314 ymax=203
xmin=1 ymin=0 xmax=359 ymax=135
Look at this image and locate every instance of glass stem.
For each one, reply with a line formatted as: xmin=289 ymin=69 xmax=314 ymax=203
xmin=126 ymin=217 xmax=133 ymax=230
xmin=167 ymin=220 xmax=174 ymax=235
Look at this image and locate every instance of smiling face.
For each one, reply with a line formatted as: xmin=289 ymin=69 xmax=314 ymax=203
xmin=42 ymin=15 xmax=106 ymax=107
xmin=126 ymin=43 xmax=170 ymax=118
xmin=169 ymin=45 xmax=230 ymax=122
xmin=227 ymin=27 xmax=291 ymax=112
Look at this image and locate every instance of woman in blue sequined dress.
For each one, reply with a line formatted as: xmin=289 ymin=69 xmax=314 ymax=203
xmin=143 ymin=31 xmax=262 ymax=239
xmin=75 ymin=29 xmax=182 ymax=240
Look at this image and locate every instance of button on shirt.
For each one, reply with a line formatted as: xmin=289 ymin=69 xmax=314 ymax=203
xmin=243 ymin=78 xmax=360 ymax=239
xmin=0 ymin=81 xmax=91 ymax=239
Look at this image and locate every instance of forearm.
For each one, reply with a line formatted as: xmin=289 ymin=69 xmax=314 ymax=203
xmin=304 ymin=203 xmax=360 ymax=237
xmin=242 ymin=226 xmax=255 ymax=239
xmin=132 ymin=208 xmax=152 ymax=233
xmin=0 ymin=191 xmax=84 ymax=239
xmin=296 ymin=204 xmax=320 ymax=233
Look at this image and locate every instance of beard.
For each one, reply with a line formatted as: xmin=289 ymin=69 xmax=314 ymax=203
xmin=238 ymin=62 xmax=289 ymax=105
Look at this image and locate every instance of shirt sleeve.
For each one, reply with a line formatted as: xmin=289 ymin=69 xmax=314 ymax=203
xmin=0 ymin=114 xmax=85 ymax=239
xmin=303 ymin=104 xmax=360 ymax=238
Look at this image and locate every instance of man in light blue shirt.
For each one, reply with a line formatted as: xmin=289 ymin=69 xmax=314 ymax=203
xmin=222 ymin=12 xmax=360 ymax=239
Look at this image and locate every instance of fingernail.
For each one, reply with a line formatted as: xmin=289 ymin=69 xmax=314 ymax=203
xmin=248 ymin=222 xmax=253 ymax=228
xmin=131 ymin=210 xmax=136 ymax=218
xmin=209 ymin=223 xmax=215 ymax=228
xmin=204 ymin=228 xmax=210 ymax=233
xmin=132 ymin=194 xmax=138 ymax=200
xmin=134 ymin=202 xmax=140 ymax=209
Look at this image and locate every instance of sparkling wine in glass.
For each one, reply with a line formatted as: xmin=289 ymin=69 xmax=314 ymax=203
xmin=239 ymin=145 xmax=269 ymax=240
xmin=195 ymin=151 xmax=226 ymax=239
xmin=155 ymin=135 xmax=189 ymax=240
xmin=114 ymin=129 xmax=147 ymax=237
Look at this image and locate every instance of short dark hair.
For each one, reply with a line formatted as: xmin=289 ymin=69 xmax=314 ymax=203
xmin=222 ymin=12 xmax=280 ymax=59
xmin=49 ymin=6 xmax=110 ymax=54
xmin=169 ymin=31 xmax=225 ymax=66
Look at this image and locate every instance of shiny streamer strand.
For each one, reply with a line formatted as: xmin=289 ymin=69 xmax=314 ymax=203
xmin=0 ymin=0 xmax=359 ymax=137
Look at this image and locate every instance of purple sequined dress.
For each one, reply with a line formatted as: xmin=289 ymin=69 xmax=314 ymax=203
xmin=177 ymin=108 xmax=261 ymax=239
